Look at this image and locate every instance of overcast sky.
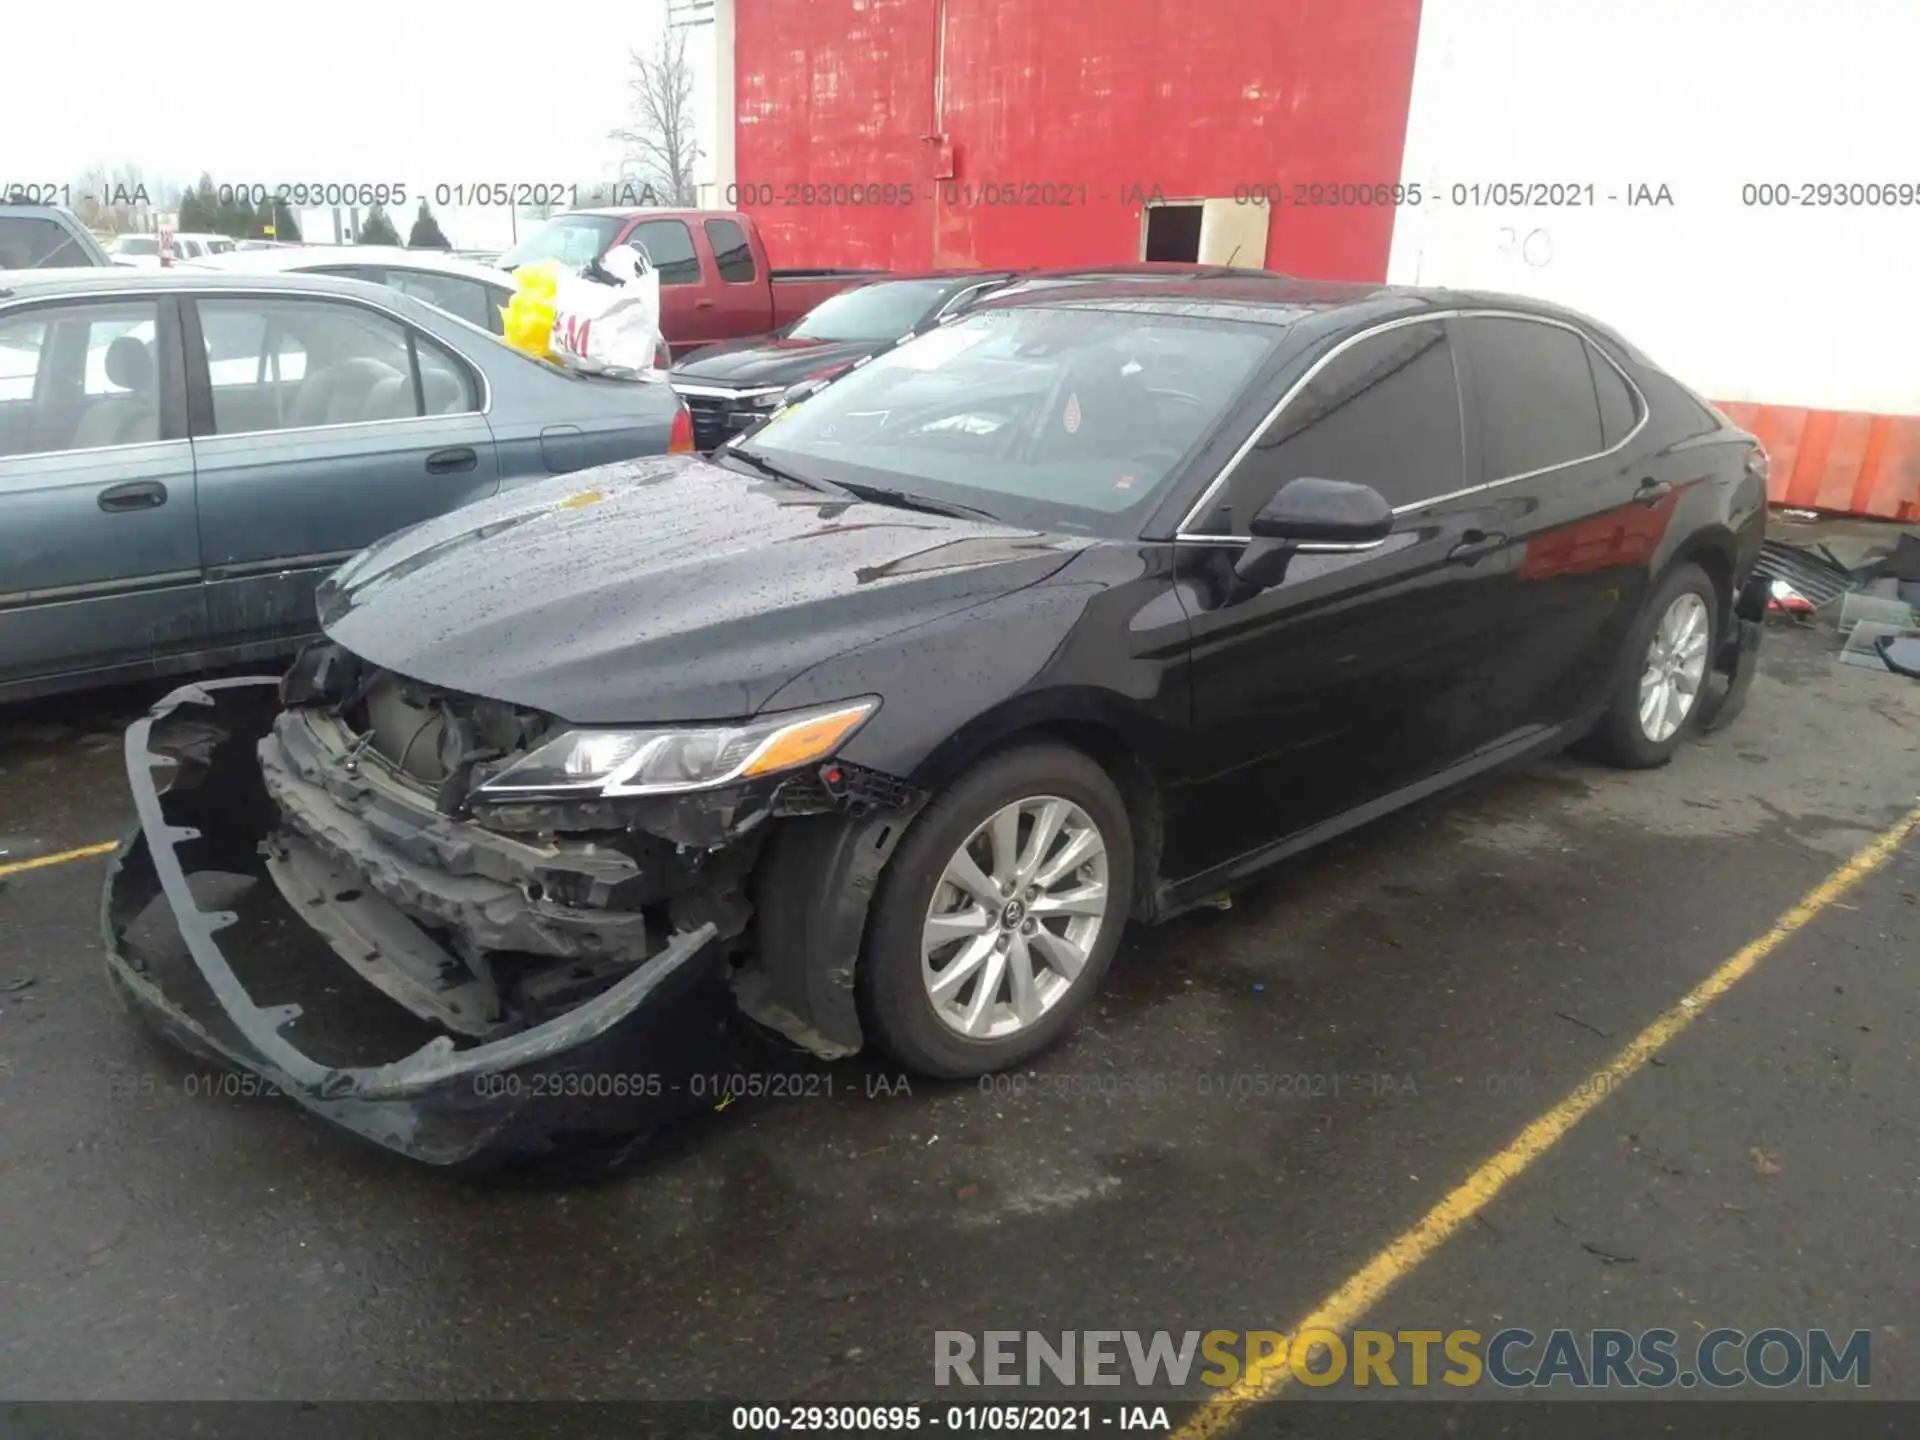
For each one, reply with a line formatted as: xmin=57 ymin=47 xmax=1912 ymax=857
xmin=6 ymin=0 xmax=704 ymax=243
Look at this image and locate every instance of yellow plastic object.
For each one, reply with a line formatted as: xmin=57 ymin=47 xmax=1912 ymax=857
xmin=498 ymin=260 xmax=567 ymax=360
xmin=511 ymin=259 xmax=563 ymax=300
xmin=502 ymin=298 xmax=555 ymax=359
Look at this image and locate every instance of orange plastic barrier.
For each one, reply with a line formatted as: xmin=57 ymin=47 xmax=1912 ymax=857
xmin=1716 ymin=402 xmax=1920 ymax=521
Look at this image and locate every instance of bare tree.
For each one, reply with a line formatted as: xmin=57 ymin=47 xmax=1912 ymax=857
xmin=608 ymin=26 xmax=703 ymax=206
xmin=71 ymin=164 xmax=112 ymax=227
xmin=68 ymin=160 xmax=157 ymax=233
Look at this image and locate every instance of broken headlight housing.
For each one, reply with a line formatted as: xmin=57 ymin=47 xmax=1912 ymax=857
xmin=475 ymin=698 xmax=878 ymax=799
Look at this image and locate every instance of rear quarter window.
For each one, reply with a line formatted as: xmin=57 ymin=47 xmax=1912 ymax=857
xmin=1585 ymin=342 xmax=1641 ymax=449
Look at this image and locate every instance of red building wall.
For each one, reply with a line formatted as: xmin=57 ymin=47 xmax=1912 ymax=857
xmin=734 ymin=0 xmax=1425 ymax=280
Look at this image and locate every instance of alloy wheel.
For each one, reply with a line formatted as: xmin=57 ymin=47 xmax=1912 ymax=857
xmin=1639 ymin=591 xmax=1710 ymax=743
xmin=920 ymin=795 xmax=1110 ymax=1040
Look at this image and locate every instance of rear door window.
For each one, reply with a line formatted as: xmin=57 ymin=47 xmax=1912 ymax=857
xmin=0 ymin=299 xmax=166 ymax=456
xmin=704 ymin=218 xmax=757 ymax=283
xmin=195 ymin=298 xmax=480 ymax=432
xmin=1461 ymin=316 xmax=1607 ymax=480
xmin=626 ymin=219 xmax=701 ymax=286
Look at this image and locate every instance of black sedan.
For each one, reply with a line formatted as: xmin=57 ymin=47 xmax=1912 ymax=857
xmin=106 ymin=274 xmax=1768 ymax=1164
xmin=669 ymin=270 xmax=1018 ymax=450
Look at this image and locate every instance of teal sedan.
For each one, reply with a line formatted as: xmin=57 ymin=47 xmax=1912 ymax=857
xmin=0 ymin=267 xmax=693 ymax=702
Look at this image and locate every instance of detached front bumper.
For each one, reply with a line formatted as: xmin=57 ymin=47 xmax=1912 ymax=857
xmin=101 ymin=677 xmax=736 ymax=1167
xmin=1700 ymin=572 xmax=1769 ymax=732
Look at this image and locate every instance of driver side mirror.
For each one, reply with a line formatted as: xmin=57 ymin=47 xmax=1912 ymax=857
xmin=1233 ymin=477 xmax=1393 ymax=590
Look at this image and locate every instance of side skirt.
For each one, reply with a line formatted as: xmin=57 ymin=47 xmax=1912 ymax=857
xmin=1153 ymin=720 xmax=1586 ymax=922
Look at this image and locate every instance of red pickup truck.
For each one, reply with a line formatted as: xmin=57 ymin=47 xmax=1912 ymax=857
xmin=497 ymin=208 xmax=880 ymax=358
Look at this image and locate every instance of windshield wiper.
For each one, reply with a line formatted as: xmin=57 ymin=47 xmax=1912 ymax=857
xmin=834 ymin=482 xmax=999 ymax=522
xmin=715 ymin=447 xmax=849 ymax=497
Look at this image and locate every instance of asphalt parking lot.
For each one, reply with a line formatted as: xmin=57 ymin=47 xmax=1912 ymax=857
xmin=2 ymin=617 xmax=1917 ymax=1415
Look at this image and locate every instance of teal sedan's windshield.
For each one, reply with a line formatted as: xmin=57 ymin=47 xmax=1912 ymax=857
xmin=739 ymin=306 xmax=1281 ymax=536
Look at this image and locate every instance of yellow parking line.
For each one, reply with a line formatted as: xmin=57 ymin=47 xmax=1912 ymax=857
xmin=0 ymin=840 xmax=120 ymax=880
xmin=1170 ymin=801 xmax=1920 ymax=1438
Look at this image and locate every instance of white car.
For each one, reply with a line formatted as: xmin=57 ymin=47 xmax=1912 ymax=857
xmin=105 ymin=234 xmax=166 ymax=267
xmin=174 ymin=233 xmax=238 ymax=260
xmin=105 ymin=232 xmax=239 ymax=267
xmin=182 ymin=245 xmax=513 ymax=334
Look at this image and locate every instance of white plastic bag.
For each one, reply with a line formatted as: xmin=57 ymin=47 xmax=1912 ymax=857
xmin=548 ymin=245 xmax=666 ymax=380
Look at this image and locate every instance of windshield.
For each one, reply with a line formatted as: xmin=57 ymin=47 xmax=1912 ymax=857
xmin=788 ymin=280 xmax=959 ymax=343
xmin=111 ymin=235 xmax=159 ymax=256
xmin=740 ymin=306 xmax=1282 ymax=537
xmin=499 ymin=214 xmax=626 ymax=270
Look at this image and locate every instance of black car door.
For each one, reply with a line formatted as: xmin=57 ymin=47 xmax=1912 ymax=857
xmin=1454 ymin=313 xmax=1670 ymax=735
xmin=1168 ymin=316 xmax=1526 ymax=882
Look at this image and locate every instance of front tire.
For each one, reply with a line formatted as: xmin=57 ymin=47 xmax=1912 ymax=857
xmin=859 ymin=742 xmax=1134 ymax=1078
xmin=1588 ymin=561 xmax=1720 ymax=769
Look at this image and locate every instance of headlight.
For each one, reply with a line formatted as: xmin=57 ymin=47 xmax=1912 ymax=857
xmin=476 ymin=698 xmax=878 ymax=798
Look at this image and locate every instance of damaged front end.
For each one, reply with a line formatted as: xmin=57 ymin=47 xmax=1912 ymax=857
xmin=103 ymin=649 xmax=923 ymax=1166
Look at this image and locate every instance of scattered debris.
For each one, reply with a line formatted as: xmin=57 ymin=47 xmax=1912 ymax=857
xmin=0 ymin=977 xmax=34 ymax=994
xmin=1753 ymin=538 xmax=1860 ymax=610
xmin=1755 ymin=532 xmax=1920 ymax=676
xmin=1837 ymin=589 xmax=1916 ymax=637
xmin=1883 ymin=533 xmax=1920 ymax=584
xmin=1749 ymin=1147 xmax=1784 ymax=1176
xmin=1839 ymin=620 xmax=1916 ymax=670
xmin=1580 ymin=1241 xmax=1638 ymax=1265
xmin=1781 ymin=508 xmax=1822 ymax=521
xmin=1766 ymin=581 xmax=1816 ymax=615
xmin=1555 ymin=1010 xmax=1613 ymax=1039
xmin=1877 ymin=634 xmax=1920 ymax=678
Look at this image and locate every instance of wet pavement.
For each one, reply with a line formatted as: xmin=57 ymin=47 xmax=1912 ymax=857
xmin=1 ymin=620 xmax=1916 ymax=1406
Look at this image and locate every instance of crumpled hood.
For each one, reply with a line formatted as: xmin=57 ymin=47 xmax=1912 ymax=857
xmin=316 ymin=455 xmax=1085 ymax=724
xmin=670 ymin=336 xmax=875 ymax=388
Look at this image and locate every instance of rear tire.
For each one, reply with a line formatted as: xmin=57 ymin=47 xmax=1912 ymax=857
xmin=858 ymin=742 xmax=1134 ymax=1079
xmin=1587 ymin=561 xmax=1720 ymax=769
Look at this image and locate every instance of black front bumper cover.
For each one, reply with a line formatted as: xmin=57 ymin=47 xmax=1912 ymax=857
xmin=102 ymin=677 xmax=739 ymax=1167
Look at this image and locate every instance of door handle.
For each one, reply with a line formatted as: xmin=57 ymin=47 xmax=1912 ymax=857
xmin=1634 ymin=477 xmax=1673 ymax=507
xmin=425 ymin=447 xmax=478 ymax=475
xmin=97 ymin=480 xmax=168 ymax=513
xmin=1446 ymin=528 xmax=1508 ymax=564
xmin=693 ymin=298 xmax=716 ymax=310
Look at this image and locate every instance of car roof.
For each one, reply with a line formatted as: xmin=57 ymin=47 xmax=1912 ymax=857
xmin=973 ymin=270 xmax=1616 ymax=337
xmin=182 ymin=246 xmax=513 ymax=285
xmin=842 ymin=269 xmax=1020 ymax=286
xmin=0 ymin=266 xmax=443 ymax=306
xmin=544 ymin=207 xmax=704 ymax=220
